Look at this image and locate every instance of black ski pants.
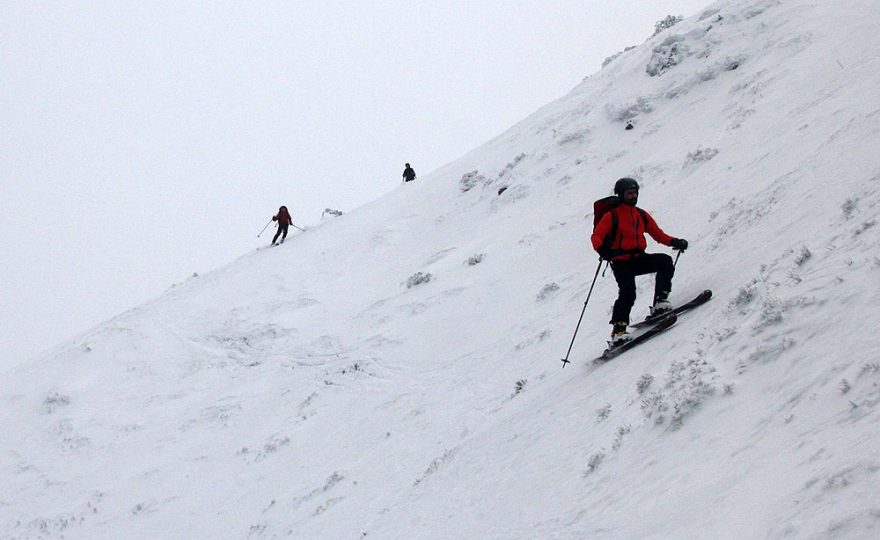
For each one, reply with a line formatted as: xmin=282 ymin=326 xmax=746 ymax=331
xmin=273 ymin=222 xmax=289 ymax=243
xmin=610 ymin=253 xmax=674 ymax=324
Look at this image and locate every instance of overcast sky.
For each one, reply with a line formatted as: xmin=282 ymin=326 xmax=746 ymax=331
xmin=1 ymin=0 xmax=710 ymax=368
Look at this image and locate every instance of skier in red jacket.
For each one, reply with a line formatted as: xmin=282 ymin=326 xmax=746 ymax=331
xmin=272 ymin=206 xmax=293 ymax=245
xmin=591 ymin=178 xmax=688 ymax=344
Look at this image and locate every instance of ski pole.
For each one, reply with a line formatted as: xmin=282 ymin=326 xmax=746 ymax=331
xmin=257 ymin=219 xmax=272 ymax=237
xmin=673 ymin=249 xmax=682 ymax=268
xmin=561 ymin=258 xmax=603 ymax=368
xmin=292 ymin=223 xmax=305 ymax=232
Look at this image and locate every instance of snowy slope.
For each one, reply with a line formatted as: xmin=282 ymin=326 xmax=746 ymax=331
xmin=3 ymin=0 xmax=880 ymax=538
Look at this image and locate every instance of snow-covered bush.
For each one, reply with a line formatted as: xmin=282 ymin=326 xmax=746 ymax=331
xmin=512 ymin=379 xmax=527 ymax=397
xmin=636 ymin=373 xmax=654 ymax=394
xmin=459 ymin=170 xmax=487 ymax=193
xmin=611 ymin=425 xmax=631 ymax=451
xmin=653 ymin=15 xmax=684 ymax=36
xmin=466 ymin=253 xmax=485 ymax=266
xmin=405 ymin=272 xmax=432 ymax=289
xmin=641 ymin=357 xmax=718 ymax=429
xmin=605 ymin=97 xmax=654 ymax=123
xmin=647 ymin=35 xmax=688 ymax=76
xmin=558 ymin=128 xmax=590 ymax=145
xmin=498 ymin=153 xmax=527 ymax=178
xmin=730 ymin=280 xmax=758 ymax=308
xmin=860 ymin=362 xmax=880 ymax=376
xmin=841 ymin=197 xmax=858 ymax=219
xmin=757 ymin=297 xmax=784 ymax=329
xmin=595 ymin=404 xmax=612 ymax=423
xmin=699 ymin=8 xmax=721 ymax=21
xmin=602 ymin=46 xmax=636 ymax=68
xmin=536 ymin=282 xmax=560 ymax=301
xmin=322 ymin=208 xmax=344 ymax=218
xmin=684 ymin=147 xmax=719 ymax=167
xmin=490 ymin=184 xmax=530 ymax=212
xmin=44 ymin=392 xmax=70 ymax=413
xmin=794 ymin=246 xmax=812 ymax=266
xmin=584 ymin=452 xmax=604 ymax=476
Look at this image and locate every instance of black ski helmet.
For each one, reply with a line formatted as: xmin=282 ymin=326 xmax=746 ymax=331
xmin=614 ymin=177 xmax=639 ymax=197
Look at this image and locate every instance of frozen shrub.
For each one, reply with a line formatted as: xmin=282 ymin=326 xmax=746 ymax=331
xmin=414 ymin=448 xmax=457 ymax=486
xmin=730 ymin=281 xmax=758 ymax=308
xmin=854 ymin=219 xmax=876 ymax=236
xmin=653 ymin=15 xmax=684 ymax=36
xmin=722 ymin=56 xmax=743 ymax=71
xmin=684 ymin=147 xmax=719 ymax=167
xmin=558 ymin=128 xmax=590 ymax=145
xmin=859 ymin=362 xmax=880 ymax=376
xmin=606 ymin=97 xmax=654 ymax=123
xmin=699 ymin=8 xmax=721 ymax=21
xmin=641 ymin=358 xmax=718 ymax=428
xmin=611 ymin=425 xmax=632 ymax=451
xmin=747 ymin=338 xmax=796 ymax=364
xmin=758 ymin=297 xmax=783 ymax=328
xmin=646 ymin=35 xmax=687 ymax=76
xmin=459 ymin=170 xmax=487 ymax=193
xmin=584 ymin=452 xmax=605 ymax=475
xmin=255 ymin=435 xmax=291 ymax=461
xmin=536 ymin=282 xmax=560 ymax=301
xmin=44 ymin=392 xmax=71 ymax=413
xmin=636 ymin=373 xmax=654 ymax=394
xmin=596 ymin=404 xmax=612 ymax=423
xmin=794 ymin=246 xmax=812 ymax=266
xmin=512 ymin=379 xmax=527 ymax=397
xmin=641 ymin=391 xmax=666 ymax=421
xmin=341 ymin=362 xmax=363 ymax=374
xmin=466 ymin=253 xmax=485 ymax=266
xmin=322 ymin=208 xmax=344 ymax=218
xmin=841 ymin=197 xmax=858 ymax=219
xmin=498 ymin=153 xmax=527 ymax=178
xmin=490 ymin=185 xmax=530 ymax=212
xmin=406 ymin=272 xmax=432 ymax=289
xmin=602 ymin=46 xmax=636 ymax=68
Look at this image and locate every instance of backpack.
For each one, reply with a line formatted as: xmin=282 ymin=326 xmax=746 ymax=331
xmin=593 ymin=196 xmax=648 ymax=255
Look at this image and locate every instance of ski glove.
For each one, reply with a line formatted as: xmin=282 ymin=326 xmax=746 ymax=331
xmin=597 ymin=245 xmax=613 ymax=260
xmin=671 ymin=238 xmax=688 ymax=251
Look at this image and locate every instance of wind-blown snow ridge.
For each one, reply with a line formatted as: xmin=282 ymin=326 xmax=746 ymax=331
xmin=3 ymin=0 xmax=880 ymax=538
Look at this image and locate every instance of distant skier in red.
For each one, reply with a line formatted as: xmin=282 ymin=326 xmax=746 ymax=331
xmin=591 ymin=178 xmax=688 ymax=345
xmin=272 ymin=206 xmax=293 ymax=245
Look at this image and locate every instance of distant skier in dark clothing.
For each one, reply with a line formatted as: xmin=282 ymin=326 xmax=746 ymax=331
xmin=402 ymin=163 xmax=416 ymax=182
xmin=591 ymin=178 xmax=688 ymax=345
xmin=272 ymin=206 xmax=293 ymax=245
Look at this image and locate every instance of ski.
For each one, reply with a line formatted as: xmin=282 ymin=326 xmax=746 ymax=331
xmin=593 ymin=313 xmax=677 ymax=363
xmin=630 ymin=289 xmax=712 ymax=330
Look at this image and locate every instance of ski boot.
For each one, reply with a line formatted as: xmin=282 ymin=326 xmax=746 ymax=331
xmin=650 ymin=291 xmax=673 ymax=317
xmin=609 ymin=322 xmax=633 ymax=346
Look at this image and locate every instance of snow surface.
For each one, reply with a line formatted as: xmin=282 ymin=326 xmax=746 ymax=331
xmin=3 ymin=0 xmax=880 ymax=538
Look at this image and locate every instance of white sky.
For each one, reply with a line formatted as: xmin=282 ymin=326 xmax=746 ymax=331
xmin=0 ymin=0 xmax=709 ymax=367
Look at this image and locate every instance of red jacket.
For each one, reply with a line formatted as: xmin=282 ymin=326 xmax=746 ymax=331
xmin=591 ymin=204 xmax=674 ymax=260
xmin=273 ymin=207 xmax=292 ymax=225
